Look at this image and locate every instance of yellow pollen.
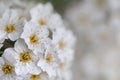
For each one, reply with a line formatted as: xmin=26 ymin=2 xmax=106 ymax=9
xmin=29 ymin=34 xmax=39 ymax=44
xmin=5 ymin=24 xmax=15 ymax=33
xmin=20 ymin=51 xmax=31 ymax=63
xmin=59 ymin=63 xmax=64 ymax=69
xmin=38 ymin=19 xmax=46 ymax=25
xmin=2 ymin=64 xmax=14 ymax=75
xmin=31 ymin=74 xmax=41 ymax=80
xmin=45 ymin=54 xmax=53 ymax=63
xmin=59 ymin=40 xmax=65 ymax=49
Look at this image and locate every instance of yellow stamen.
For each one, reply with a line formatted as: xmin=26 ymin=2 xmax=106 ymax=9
xmin=29 ymin=34 xmax=39 ymax=44
xmin=38 ymin=19 xmax=46 ymax=25
xmin=5 ymin=24 xmax=15 ymax=33
xmin=20 ymin=51 xmax=31 ymax=63
xmin=59 ymin=40 xmax=65 ymax=49
xmin=31 ymin=74 xmax=41 ymax=80
xmin=2 ymin=64 xmax=14 ymax=74
xmin=45 ymin=54 xmax=53 ymax=63
xmin=59 ymin=63 xmax=64 ymax=69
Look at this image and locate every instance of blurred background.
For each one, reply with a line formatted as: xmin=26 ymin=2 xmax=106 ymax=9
xmin=37 ymin=0 xmax=120 ymax=80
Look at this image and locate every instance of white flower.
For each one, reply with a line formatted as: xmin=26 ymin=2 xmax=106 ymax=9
xmin=0 ymin=9 xmax=25 ymax=41
xmin=0 ymin=57 xmax=22 ymax=80
xmin=30 ymin=3 xmax=64 ymax=30
xmin=37 ymin=46 xmax=58 ymax=78
xmin=56 ymin=59 xmax=72 ymax=80
xmin=56 ymin=70 xmax=72 ymax=80
xmin=0 ymin=1 xmax=76 ymax=80
xmin=30 ymin=3 xmax=53 ymax=20
xmin=3 ymin=39 xmax=41 ymax=76
xmin=25 ymin=71 xmax=49 ymax=80
xmin=21 ymin=21 xmax=49 ymax=52
xmin=52 ymin=27 xmax=76 ymax=62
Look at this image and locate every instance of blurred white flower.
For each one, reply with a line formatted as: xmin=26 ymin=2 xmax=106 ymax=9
xmin=30 ymin=3 xmax=53 ymax=26
xmin=37 ymin=46 xmax=58 ymax=78
xmin=52 ymin=27 xmax=76 ymax=62
xmin=56 ymin=58 xmax=72 ymax=80
xmin=30 ymin=3 xmax=64 ymax=30
xmin=25 ymin=72 xmax=49 ymax=80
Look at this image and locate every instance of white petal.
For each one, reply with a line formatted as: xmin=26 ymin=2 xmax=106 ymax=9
xmin=8 ymin=31 xmax=21 ymax=41
xmin=29 ymin=63 xmax=41 ymax=74
xmin=3 ymin=48 xmax=18 ymax=65
xmin=2 ymin=9 xmax=11 ymax=22
xmin=0 ymin=57 xmax=5 ymax=65
xmin=14 ymin=39 xmax=28 ymax=53
xmin=15 ymin=63 xmax=30 ymax=76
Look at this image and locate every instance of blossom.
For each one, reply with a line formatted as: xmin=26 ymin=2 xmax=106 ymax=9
xmin=56 ymin=58 xmax=72 ymax=80
xmin=0 ymin=9 xmax=25 ymax=41
xmin=37 ymin=46 xmax=58 ymax=77
xmin=3 ymin=39 xmax=41 ymax=76
xmin=30 ymin=3 xmax=53 ymax=27
xmin=0 ymin=1 xmax=76 ymax=80
xmin=0 ymin=57 xmax=23 ymax=80
xmin=21 ymin=22 xmax=50 ymax=52
xmin=52 ymin=27 xmax=76 ymax=62
xmin=30 ymin=3 xmax=64 ymax=30
xmin=25 ymin=71 xmax=49 ymax=80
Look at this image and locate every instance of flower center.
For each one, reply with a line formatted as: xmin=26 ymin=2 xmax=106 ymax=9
xmin=31 ymin=74 xmax=41 ymax=80
xmin=20 ymin=51 xmax=31 ymax=63
xmin=29 ymin=34 xmax=39 ymax=44
xmin=38 ymin=19 xmax=46 ymax=25
xmin=59 ymin=40 xmax=65 ymax=49
xmin=5 ymin=24 xmax=15 ymax=33
xmin=59 ymin=63 xmax=64 ymax=69
xmin=45 ymin=54 xmax=53 ymax=63
xmin=2 ymin=64 xmax=14 ymax=74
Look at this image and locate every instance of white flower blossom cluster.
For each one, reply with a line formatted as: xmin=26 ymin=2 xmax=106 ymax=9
xmin=0 ymin=0 xmax=76 ymax=80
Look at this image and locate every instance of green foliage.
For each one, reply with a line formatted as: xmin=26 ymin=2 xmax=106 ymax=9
xmin=36 ymin=0 xmax=73 ymax=14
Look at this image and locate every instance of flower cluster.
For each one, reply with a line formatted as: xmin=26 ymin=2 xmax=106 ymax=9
xmin=0 ymin=1 xmax=76 ymax=80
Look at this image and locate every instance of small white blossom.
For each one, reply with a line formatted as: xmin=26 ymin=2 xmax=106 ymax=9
xmin=3 ymin=39 xmax=41 ymax=76
xmin=25 ymin=71 xmax=49 ymax=80
xmin=52 ymin=27 xmax=76 ymax=62
xmin=0 ymin=57 xmax=22 ymax=80
xmin=30 ymin=3 xmax=64 ymax=30
xmin=21 ymin=21 xmax=49 ymax=52
xmin=0 ymin=9 xmax=25 ymax=41
xmin=37 ymin=46 xmax=58 ymax=77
